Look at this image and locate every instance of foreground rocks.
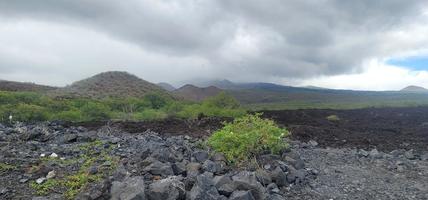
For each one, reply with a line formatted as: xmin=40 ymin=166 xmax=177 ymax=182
xmin=0 ymin=122 xmax=314 ymax=200
xmin=0 ymin=122 xmax=427 ymax=200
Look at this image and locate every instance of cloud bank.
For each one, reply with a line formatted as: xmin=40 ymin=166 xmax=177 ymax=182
xmin=0 ymin=0 xmax=427 ymax=89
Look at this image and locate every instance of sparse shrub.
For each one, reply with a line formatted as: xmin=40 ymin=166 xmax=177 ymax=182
xmin=208 ymin=113 xmax=289 ymax=164
xmin=326 ymin=114 xmax=340 ymax=121
xmin=80 ymin=102 xmax=111 ymax=121
xmin=143 ymin=92 xmax=169 ymax=109
xmin=11 ymin=103 xmax=50 ymax=122
xmin=203 ymin=92 xmax=240 ymax=109
xmin=54 ymin=109 xmax=82 ymax=122
xmin=133 ymin=109 xmax=167 ymax=120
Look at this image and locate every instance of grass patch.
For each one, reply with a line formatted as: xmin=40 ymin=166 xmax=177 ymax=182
xmin=0 ymin=163 xmax=17 ymax=172
xmin=326 ymin=115 xmax=340 ymax=121
xmin=30 ymin=140 xmax=118 ymax=199
xmin=208 ymin=114 xmax=289 ymax=164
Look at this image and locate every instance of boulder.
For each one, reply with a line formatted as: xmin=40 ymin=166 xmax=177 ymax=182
xmin=229 ymin=191 xmax=255 ymax=200
xmin=110 ymin=176 xmax=145 ymax=200
xmin=192 ymin=151 xmax=209 ymax=163
xmin=143 ymin=161 xmax=174 ymax=176
xmin=271 ymin=167 xmax=287 ymax=187
xmin=147 ymin=176 xmax=186 ymax=200
xmin=231 ymin=171 xmax=266 ymax=200
xmin=213 ymin=175 xmax=234 ymax=196
xmin=189 ymin=173 xmax=221 ymax=200
xmin=202 ymin=160 xmax=221 ymax=174
xmin=186 ymin=162 xmax=201 ymax=178
xmin=255 ymin=169 xmax=272 ymax=186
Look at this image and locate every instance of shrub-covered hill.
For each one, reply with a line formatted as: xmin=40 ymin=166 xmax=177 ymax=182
xmin=0 ymin=80 xmax=57 ymax=92
xmin=49 ymin=71 xmax=169 ymax=99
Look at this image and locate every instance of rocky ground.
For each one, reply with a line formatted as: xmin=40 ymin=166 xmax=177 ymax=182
xmin=0 ymin=121 xmax=427 ymax=200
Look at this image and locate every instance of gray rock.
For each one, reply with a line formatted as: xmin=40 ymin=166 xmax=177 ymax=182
xmin=264 ymin=194 xmax=285 ymax=200
xmin=404 ymin=149 xmax=416 ymax=160
xmin=144 ymin=161 xmax=174 ymax=176
xmin=231 ymin=171 xmax=266 ymax=200
xmin=271 ymin=167 xmax=287 ymax=187
xmin=229 ymin=191 xmax=255 ymax=200
xmin=192 ymin=151 xmax=209 ymax=162
xmin=147 ymin=176 xmax=186 ymax=200
xmin=255 ymin=169 xmax=272 ymax=186
xmin=186 ymin=162 xmax=201 ymax=178
xmin=359 ymin=149 xmax=369 ymax=157
xmin=286 ymin=169 xmax=306 ymax=184
xmin=370 ymin=149 xmax=382 ymax=159
xmin=111 ymin=176 xmax=145 ymax=200
xmin=266 ymin=183 xmax=280 ymax=194
xmin=152 ymin=148 xmax=183 ymax=163
xmin=172 ymin=161 xmax=187 ymax=175
xmin=202 ymin=160 xmax=220 ymax=174
xmin=213 ymin=175 xmax=234 ymax=196
xmin=308 ymin=140 xmax=318 ymax=147
xmin=421 ymin=153 xmax=428 ymax=161
xmin=189 ymin=173 xmax=221 ymax=200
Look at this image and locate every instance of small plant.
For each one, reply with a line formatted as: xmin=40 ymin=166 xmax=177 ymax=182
xmin=208 ymin=114 xmax=289 ymax=164
xmin=0 ymin=163 xmax=17 ymax=172
xmin=326 ymin=114 xmax=340 ymax=121
xmin=30 ymin=179 xmax=59 ymax=196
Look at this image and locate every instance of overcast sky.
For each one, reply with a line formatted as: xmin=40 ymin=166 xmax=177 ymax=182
xmin=0 ymin=0 xmax=428 ymax=90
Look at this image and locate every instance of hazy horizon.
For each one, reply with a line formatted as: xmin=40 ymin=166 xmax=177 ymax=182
xmin=1 ymin=1 xmax=428 ymax=90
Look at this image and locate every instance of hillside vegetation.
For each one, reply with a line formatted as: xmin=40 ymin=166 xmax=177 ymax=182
xmin=0 ymin=91 xmax=245 ymax=123
xmin=49 ymin=71 xmax=168 ymax=99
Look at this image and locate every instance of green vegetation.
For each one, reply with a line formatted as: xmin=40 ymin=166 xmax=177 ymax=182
xmin=326 ymin=115 xmax=340 ymax=121
xmin=208 ymin=114 xmax=289 ymax=164
xmin=30 ymin=140 xmax=119 ymax=199
xmin=0 ymin=163 xmax=17 ymax=172
xmin=0 ymin=91 xmax=246 ymax=122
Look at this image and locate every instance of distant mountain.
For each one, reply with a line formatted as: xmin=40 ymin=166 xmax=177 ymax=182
xmin=0 ymin=80 xmax=57 ymax=92
xmin=174 ymin=84 xmax=222 ymax=101
xmin=157 ymin=82 xmax=176 ymax=91
xmin=304 ymin=85 xmax=329 ymax=90
xmin=400 ymin=85 xmax=428 ymax=92
xmin=50 ymin=71 xmax=168 ymax=99
xmin=194 ymin=79 xmax=298 ymax=90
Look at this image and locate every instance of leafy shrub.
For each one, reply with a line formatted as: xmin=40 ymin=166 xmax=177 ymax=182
xmin=80 ymin=102 xmax=111 ymax=121
xmin=143 ymin=92 xmax=169 ymax=109
xmin=10 ymin=103 xmax=49 ymax=122
xmin=203 ymin=92 xmax=240 ymax=109
xmin=208 ymin=114 xmax=289 ymax=163
xmin=54 ymin=110 xmax=83 ymax=122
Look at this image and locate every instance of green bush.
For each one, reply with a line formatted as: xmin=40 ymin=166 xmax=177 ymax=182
xmin=10 ymin=103 xmax=50 ymax=122
xmin=203 ymin=92 xmax=240 ymax=109
xmin=54 ymin=110 xmax=83 ymax=122
xmin=208 ymin=114 xmax=289 ymax=164
xmin=80 ymin=102 xmax=111 ymax=121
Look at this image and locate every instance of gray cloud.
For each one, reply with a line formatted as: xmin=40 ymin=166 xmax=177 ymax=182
xmin=0 ymin=0 xmax=427 ymax=85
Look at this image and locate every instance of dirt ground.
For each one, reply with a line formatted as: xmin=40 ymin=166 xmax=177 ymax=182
xmin=69 ymin=106 xmax=428 ymax=152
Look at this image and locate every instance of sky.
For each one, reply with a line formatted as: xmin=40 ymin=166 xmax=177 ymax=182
xmin=0 ymin=0 xmax=427 ymax=90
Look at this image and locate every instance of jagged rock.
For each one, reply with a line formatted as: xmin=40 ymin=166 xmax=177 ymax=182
xmin=265 ymin=194 xmax=285 ymax=200
xmin=266 ymin=183 xmax=280 ymax=194
xmin=151 ymin=148 xmax=183 ymax=163
xmin=255 ymin=169 xmax=272 ymax=186
xmin=192 ymin=151 xmax=209 ymax=163
xmin=172 ymin=161 xmax=187 ymax=175
xmin=231 ymin=171 xmax=266 ymax=200
xmin=213 ymin=175 xmax=234 ymax=196
xmin=370 ymin=149 xmax=382 ymax=159
xmin=144 ymin=161 xmax=174 ymax=176
xmin=286 ymin=169 xmax=306 ymax=184
xmin=359 ymin=149 xmax=369 ymax=157
xmin=421 ymin=153 xmax=428 ymax=161
xmin=404 ymin=149 xmax=416 ymax=160
xmin=189 ymin=173 xmax=221 ymax=200
xmin=308 ymin=140 xmax=318 ymax=147
xmin=271 ymin=167 xmax=287 ymax=187
xmin=186 ymin=162 xmax=201 ymax=178
xmin=147 ymin=176 xmax=186 ymax=200
xmin=46 ymin=170 xmax=56 ymax=179
xmin=202 ymin=160 xmax=221 ymax=174
xmin=229 ymin=190 xmax=255 ymax=200
xmin=110 ymin=176 xmax=145 ymax=200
